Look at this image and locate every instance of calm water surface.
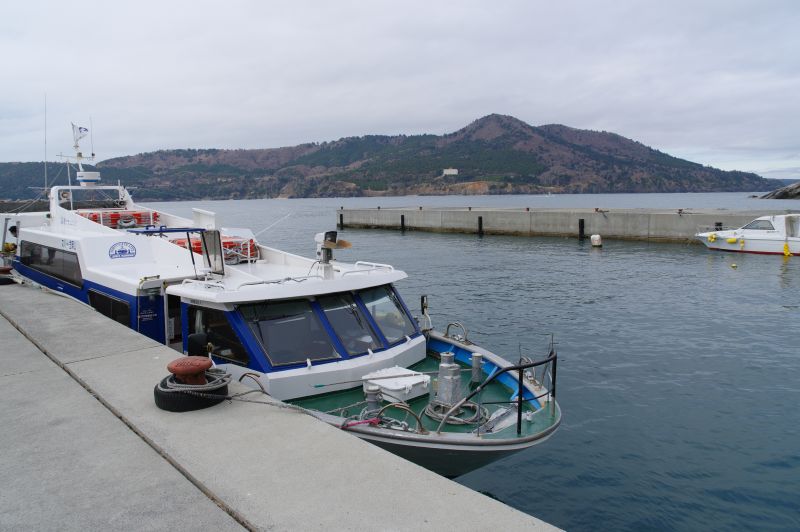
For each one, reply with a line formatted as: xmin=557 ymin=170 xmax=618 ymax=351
xmin=150 ymin=193 xmax=800 ymax=531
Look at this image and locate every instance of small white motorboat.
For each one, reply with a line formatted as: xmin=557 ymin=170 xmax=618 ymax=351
xmin=696 ymin=214 xmax=800 ymax=256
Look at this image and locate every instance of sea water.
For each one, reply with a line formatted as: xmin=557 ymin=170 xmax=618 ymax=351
xmin=149 ymin=193 xmax=800 ymax=531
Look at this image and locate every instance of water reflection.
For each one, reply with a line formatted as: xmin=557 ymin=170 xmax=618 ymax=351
xmin=144 ymin=195 xmax=800 ymax=531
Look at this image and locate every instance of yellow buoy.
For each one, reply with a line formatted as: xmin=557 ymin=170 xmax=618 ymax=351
xmin=731 ymin=263 xmax=737 ymax=269
xmin=784 ymin=243 xmax=793 ymax=257
xmin=726 ymin=237 xmax=737 ymax=244
xmin=707 ymin=233 xmax=717 ymax=243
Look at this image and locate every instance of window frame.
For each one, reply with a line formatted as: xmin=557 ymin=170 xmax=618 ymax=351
xmin=742 ymin=220 xmax=775 ymax=231
xmin=316 ymin=292 xmax=383 ymax=357
xmin=19 ymin=240 xmax=83 ymax=287
xmin=187 ymin=305 xmax=250 ymax=366
xmin=356 ymin=285 xmax=419 ymax=346
xmin=238 ymin=299 xmax=341 ymax=368
xmin=88 ymin=289 xmax=130 ymax=326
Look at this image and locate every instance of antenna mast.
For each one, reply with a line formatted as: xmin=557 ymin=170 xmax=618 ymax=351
xmin=68 ymin=122 xmax=100 ymax=187
xmin=89 ymin=115 xmax=95 ymax=158
xmin=44 ymin=94 xmax=48 ymax=190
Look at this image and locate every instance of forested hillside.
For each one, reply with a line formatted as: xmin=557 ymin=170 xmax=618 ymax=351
xmin=0 ymin=115 xmax=782 ymax=200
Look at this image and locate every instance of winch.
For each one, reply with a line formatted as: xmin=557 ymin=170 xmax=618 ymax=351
xmin=423 ymin=351 xmax=488 ymax=425
xmin=433 ymin=351 xmax=463 ymax=408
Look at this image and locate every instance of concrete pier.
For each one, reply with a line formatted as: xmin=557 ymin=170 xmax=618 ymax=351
xmin=0 ymin=282 xmax=556 ymax=531
xmin=337 ymin=207 xmax=796 ymax=242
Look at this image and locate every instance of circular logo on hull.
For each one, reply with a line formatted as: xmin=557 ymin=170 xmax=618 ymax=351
xmin=109 ymin=242 xmax=137 ymax=259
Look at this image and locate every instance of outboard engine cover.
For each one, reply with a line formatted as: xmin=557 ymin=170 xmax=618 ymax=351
xmin=434 ymin=352 xmax=463 ymax=407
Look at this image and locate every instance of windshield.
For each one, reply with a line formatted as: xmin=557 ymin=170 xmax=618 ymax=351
xmin=358 ymin=285 xmax=417 ymax=344
xmin=317 ymin=293 xmax=381 ymax=356
xmin=742 ymin=219 xmax=775 ymax=230
xmin=239 ymin=300 xmax=339 ymax=367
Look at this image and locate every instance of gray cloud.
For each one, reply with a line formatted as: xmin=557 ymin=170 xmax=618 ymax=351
xmin=1 ymin=0 xmax=798 ymax=178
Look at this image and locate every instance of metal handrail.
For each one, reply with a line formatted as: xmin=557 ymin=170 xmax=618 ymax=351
xmin=233 ymin=274 xmax=324 ymax=290
xmin=435 ymin=349 xmax=558 ymax=435
xmin=341 ymin=261 xmax=395 ymax=276
xmin=444 ymin=322 xmax=468 ymax=341
xmin=354 ymin=260 xmax=393 ymax=270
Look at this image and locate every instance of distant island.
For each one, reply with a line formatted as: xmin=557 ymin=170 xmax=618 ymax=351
xmin=0 ymin=114 xmax=784 ymax=201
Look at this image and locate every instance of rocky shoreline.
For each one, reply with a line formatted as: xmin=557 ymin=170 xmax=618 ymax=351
xmin=761 ymin=181 xmax=800 ymax=199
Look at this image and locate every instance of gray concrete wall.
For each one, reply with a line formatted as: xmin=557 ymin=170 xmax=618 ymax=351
xmin=339 ymin=207 xmax=796 ymax=242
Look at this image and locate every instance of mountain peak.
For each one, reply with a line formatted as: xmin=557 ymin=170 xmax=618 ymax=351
xmin=452 ymin=114 xmax=535 ymax=141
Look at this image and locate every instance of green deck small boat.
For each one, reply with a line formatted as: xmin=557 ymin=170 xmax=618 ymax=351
xmin=290 ymin=318 xmax=561 ymax=478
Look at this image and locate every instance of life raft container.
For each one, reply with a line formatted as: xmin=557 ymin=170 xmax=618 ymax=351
xmin=78 ymin=210 xmax=160 ymax=229
xmin=170 ymin=236 xmax=259 ymax=264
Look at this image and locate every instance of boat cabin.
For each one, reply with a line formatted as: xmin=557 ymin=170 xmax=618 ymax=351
xmin=178 ymin=283 xmax=426 ymax=399
xmin=738 ymin=214 xmax=800 ymax=238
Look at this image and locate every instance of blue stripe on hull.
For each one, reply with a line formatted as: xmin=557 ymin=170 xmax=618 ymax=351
xmin=12 ymin=259 xmax=165 ymax=343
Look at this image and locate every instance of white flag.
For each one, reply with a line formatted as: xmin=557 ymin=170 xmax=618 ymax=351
xmin=71 ymin=122 xmax=88 ymax=142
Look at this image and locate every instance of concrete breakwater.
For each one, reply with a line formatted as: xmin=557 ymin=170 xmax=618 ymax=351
xmin=337 ymin=207 xmax=795 ymax=242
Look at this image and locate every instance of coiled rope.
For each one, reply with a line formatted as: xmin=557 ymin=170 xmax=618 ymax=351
xmin=155 ymin=368 xmax=231 ymax=395
xmin=424 ymin=399 xmax=488 ymax=425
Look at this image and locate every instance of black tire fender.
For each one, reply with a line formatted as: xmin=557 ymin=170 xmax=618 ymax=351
xmin=153 ymin=376 xmax=228 ymax=412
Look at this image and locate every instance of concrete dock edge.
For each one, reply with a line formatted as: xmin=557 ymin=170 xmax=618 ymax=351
xmin=0 ymin=283 xmax=558 ymax=531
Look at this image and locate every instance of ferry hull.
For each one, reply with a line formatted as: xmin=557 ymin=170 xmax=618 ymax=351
xmin=345 ymin=419 xmax=561 ymax=478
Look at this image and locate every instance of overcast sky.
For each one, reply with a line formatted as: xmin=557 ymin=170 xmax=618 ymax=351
xmin=1 ymin=1 xmax=798 ymax=178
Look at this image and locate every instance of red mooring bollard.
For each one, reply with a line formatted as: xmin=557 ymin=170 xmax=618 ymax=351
xmin=167 ymin=356 xmax=212 ymax=385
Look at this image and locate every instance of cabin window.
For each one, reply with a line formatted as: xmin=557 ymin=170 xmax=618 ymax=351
xmin=239 ymin=300 xmax=339 ymax=367
xmin=742 ymin=220 xmax=775 ymax=231
xmin=88 ymin=290 xmax=130 ymax=326
xmin=787 ymin=217 xmax=800 ymax=238
xmin=19 ymin=241 xmax=83 ymax=286
xmin=358 ymin=285 xmax=417 ymax=344
xmin=188 ymin=306 xmax=249 ymax=365
xmin=317 ymin=293 xmax=382 ymax=356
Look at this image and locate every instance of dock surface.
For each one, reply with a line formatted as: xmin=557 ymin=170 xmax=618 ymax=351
xmin=338 ymin=207 xmax=797 ymax=241
xmin=0 ymin=282 xmax=556 ymax=531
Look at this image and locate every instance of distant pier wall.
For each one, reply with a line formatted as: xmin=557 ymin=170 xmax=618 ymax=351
xmin=336 ymin=207 xmax=795 ymax=242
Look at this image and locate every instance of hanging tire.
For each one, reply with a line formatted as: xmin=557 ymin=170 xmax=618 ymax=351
xmin=153 ymin=376 xmax=229 ymax=412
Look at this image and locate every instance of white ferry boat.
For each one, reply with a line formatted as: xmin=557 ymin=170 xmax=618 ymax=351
xmin=1 ymin=127 xmax=561 ymax=477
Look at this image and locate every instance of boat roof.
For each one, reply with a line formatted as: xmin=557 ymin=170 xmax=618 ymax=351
xmin=167 ymin=259 xmax=407 ymax=303
xmin=12 ymin=184 xmax=406 ymax=303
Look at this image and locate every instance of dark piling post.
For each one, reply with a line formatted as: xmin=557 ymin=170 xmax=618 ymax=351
xmin=551 ymin=355 xmax=557 ymax=399
xmin=578 ymin=218 xmax=585 ymax=240
xmin=400 ymin=214 xmax=405 ymax=232
xmin=338 ymin=213 xmax=344 ymax=229
xmin=478 ymin=216 xmax=484 ymax=237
